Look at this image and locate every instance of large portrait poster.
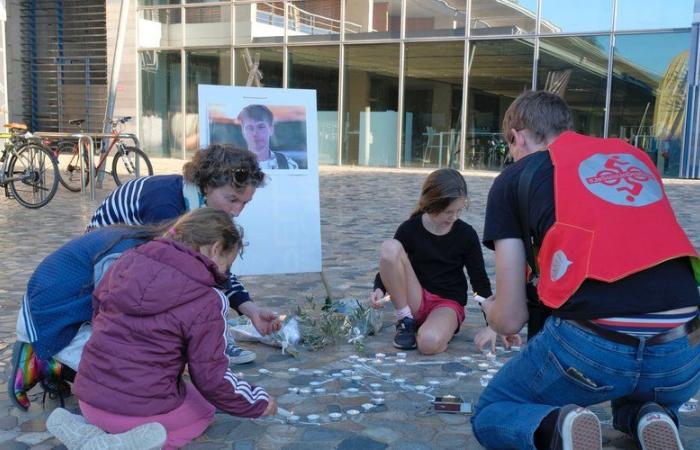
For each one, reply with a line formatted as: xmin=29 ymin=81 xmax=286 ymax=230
xmin=198 ymin=85 xmax=322 ymax=275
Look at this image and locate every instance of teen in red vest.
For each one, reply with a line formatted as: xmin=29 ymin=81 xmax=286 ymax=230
xmin=472 ymin=90 xmax=700 ymax=450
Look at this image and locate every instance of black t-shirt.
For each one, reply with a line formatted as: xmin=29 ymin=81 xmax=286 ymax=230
xmin=483 ymin=151 xmax=699 ymax=319
xmin=374 ymin=215 xmax=493 ymax=306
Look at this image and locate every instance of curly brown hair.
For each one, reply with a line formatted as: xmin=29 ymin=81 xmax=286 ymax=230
xmin=182 ymin=143 xmax=266 ymax=192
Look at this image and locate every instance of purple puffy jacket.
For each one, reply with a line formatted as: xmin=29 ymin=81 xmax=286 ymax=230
xmin=74 ymin=238 xmax=269 ymax=418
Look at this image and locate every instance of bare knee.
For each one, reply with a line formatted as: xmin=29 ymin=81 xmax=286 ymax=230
xmin=416 ymin=328 xmax=448 ymax=355
xmin=379 ymin=239 xmax=405 ymax=265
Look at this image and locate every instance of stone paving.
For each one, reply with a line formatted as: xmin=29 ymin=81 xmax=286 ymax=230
xmin=0 ymin=160 xmax=699 ymax=449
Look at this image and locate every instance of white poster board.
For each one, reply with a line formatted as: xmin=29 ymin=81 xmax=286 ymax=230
xmin=198 ymin=85 xmax=322 ymax=276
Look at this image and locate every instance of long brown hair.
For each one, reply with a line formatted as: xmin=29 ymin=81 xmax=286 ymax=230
xmin=168 ymin=208 xmax=243 ymax=255
xmin=410 ymin=168 xmax=468 ymax=218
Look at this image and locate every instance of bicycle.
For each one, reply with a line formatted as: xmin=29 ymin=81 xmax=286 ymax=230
xmin=0 ymin=123 xmax=59 ymax=208
xmin=53 ymin=116 xmax=153 ymax=192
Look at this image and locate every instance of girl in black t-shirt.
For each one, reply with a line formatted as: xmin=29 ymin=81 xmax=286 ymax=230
xmin=369 ymin=168 xmax=520 ymax=354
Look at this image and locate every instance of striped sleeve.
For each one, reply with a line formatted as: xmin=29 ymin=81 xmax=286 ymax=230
xmin=222 ymin=273 xmax=252 ymax=313
xmin=87 ymin=177 xmax=152 ymax=230
xmin=185 ymin=288 xmax=269 ymax=418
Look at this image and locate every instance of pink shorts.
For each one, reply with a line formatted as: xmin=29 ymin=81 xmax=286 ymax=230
xmin=414 ymin=288 xmax=466 ymax=327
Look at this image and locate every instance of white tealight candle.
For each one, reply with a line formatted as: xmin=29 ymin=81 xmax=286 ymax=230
xmin=460 ymin=356 xmax=473 ymax=362
xmin=329 ymin=412 xmax=342 ymax=421
xmin=299 ymin=387 xmax=312 ymax=394
xmin=258 ymin=368 xmax=270 ymax=374
xmin=307 ymin=414 xmax=320 ymax=422
xmin=396 ymin=358 xmax=406 ymax=364
xmin=361 ymin=403 xmax=374 ymax=411
xmin=375 ymin=353 xmax=386 ymax=359
xmin=511 ymin=346 xmax=521 ymax=352
xmin=288 ymin=415 xmax=300 ymax=424
xmin=372 ymin=359 xmax=383 ymax=365
xmin=332 ymin=372 xmax=342 ymax=377
xmin=288 ymin=367 xmax=299 ymax=373
xmin=351 ymin=375 xmax=362 ymax=381
xmin=394 ymin=378 xmax=406 ymax=384
xmin=372 ymin=390 xmax=385 ymax=396
xmin=358 ymin=358 xmax=368 ymax=363
xmin=485 ymin=352 xmax=497 ymax=361
xmin=455 ymin=371 xmax=468 ymax=377
xmin=309 ymin=381 xmax=321 ymax=386
xmin=352 ymin=364 xmax=363 ymax=369
xmin=414 ymin=385 xmax=428 ymax=391
xmin=428 ymin=380 xmax=440 ymax=386
xmin=369 ymin=383 xmax=382 ymax=389
xmin=347 ymin=409 xmax=360 ymax=416
xmin=288 ymin=387 xmax=299 ymax=394
xmin=372 ymin=397 xmax=385 ymax=405
xmin=314 ymin=388 xmax=326 ymax=394
xmin=478 ymin=363 xmax=489 ymax=371
xmin=346 ymin=387 xmax=359 ymax=393
xmin=349 ymin=355 xmax=360 ymax=360
xmin=380 ymin=372 xmax=391 ymax=378
xmin=341 ymin=369 xmax=352 ymax=375
xmin=396 ymin=352 xmax=407 ymax=358
xmin=487 ymin=368 xmax=498 ymax=374
xmin=313 ymin=370 xmax=324 ymax=376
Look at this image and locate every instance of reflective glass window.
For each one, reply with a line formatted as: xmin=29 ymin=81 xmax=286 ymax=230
xmin=466 ymin=39 xmax=534 ymax=170
xmin=139 ymin=0 xmax=179 ymax=5
xmin=185 ymin=49 xmax=231 ymax=157
xmin=138 ymin=8 xmax=182 ymax=47
xmin=470 ymin=0 xmax=536 ymax=36
xmin=616 ymin=0 xmax=693 ymax=31
xmin=288 ymin=46 xmax=340 ymax=164
xmin=342 ymin=44 xmax=400 ymax=166
xmin=402 ymin=42 xmax=464 ymax=168
xmin=540 ymin=0 xmax=612 ymax=34
xmin=288 ymin=0 xmax=341 ymax=42
xmin=537 ymin=36 xmax=609 ymax=136
xmin=609 ymin=32 xmax=691 ymax=177
xmin=234 ymin=47 xmax=283 ymax=87
xmin=184 ymin=5 xmax=231 ymax=46
xmin=140 ymin=50 xmax=182 ymax=158
xmin=234 ymin=2 xmax=284 ymax=44
xmin=405 ymin=0 xmax=466 ymax=38
xmin=344 ymin=0 xmax=401 ymax=40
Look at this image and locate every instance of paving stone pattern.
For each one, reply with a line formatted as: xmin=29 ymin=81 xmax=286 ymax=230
xmin=0 ymin=160 xmax=699 ymax=449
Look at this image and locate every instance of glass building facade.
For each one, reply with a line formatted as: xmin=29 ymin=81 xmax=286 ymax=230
xmin=136 ymin=0 xmax=696 ymax=177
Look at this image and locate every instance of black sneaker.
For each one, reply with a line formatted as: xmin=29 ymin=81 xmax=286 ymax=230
xmin=636 ymin=402 xmax=683 ymax=450
xmin=393 ymin=317 xmax=417 ymax=350
xmin=550 ymin=404 xmax=601 ymax=450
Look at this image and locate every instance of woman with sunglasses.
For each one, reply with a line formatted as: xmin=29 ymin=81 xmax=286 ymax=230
xmin=86 ymin=143 xmax=278 ymax=364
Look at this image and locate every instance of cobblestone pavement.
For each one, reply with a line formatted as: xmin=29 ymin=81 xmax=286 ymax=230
xmin=0 ymin=160 xmax=699 ymax=449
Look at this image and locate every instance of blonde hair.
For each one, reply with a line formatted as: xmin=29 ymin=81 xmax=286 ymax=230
xmin=168 ymin=208 xmax=243 ymax=255
xmin=410 ymin=168 xmax=468 ymax=218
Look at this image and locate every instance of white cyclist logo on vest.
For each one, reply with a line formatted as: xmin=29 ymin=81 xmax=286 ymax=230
xmin=551 ymin=250 xmax=572 ymax=281
xmin=579 ymin=153 xmax=662 ymax=206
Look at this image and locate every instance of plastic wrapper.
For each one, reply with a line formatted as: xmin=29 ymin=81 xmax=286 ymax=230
xmin=228 ymin=316 xmax=301 ymax=357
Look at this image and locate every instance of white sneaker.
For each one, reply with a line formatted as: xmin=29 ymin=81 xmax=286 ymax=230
xmin=637 ymin=404 xmax=684 ymax=450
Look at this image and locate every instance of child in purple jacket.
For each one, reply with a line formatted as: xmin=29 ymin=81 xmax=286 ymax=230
xmin=55 ymin=208 xmax=277 ymax=449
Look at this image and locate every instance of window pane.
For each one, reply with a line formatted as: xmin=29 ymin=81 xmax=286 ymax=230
xmin=609 ymin=32 xmax=691 ymax=177
xmin=405 ymin=0 xmax=466 ymax=38
xmin=140 ymin=51 xmax=181 ymax=158
xmin=540 ymin=0 xmax=612 ymax=34
xmin=344 ymin=0 xmax=401 ymax=40
xmin=343 ymin=44 xmax=399 ymax=166
xmin=470 ymin=0 xmax=536 ymax=36
xmin=234 ymin=47 xmax=283 ymax=87
xmin=138 ymin=8 xmax=182 ymax=47
xmin=234 ymin=2 xmax=284 ymax=44
xmin=402 ymin=42 xmax=464 ymax=168
xmin=467 ymin=39 xmax=534 ymax=170
xmin=288 ymin=46 xmax=339 ymax=164
xmin=288 ymin=0 xmax=341 ymax=42
xmin=184 ymin=5 xmax=231 ymax=46
xmin=616 ymin=0 xmax=693 ymax=31
xmin=537 ymin=36 xmax=609 ymax=136
xmin=139 ymin=0 xmax=179 ymax=6
xmin=185 ymin=49 xmax=231 ymax=157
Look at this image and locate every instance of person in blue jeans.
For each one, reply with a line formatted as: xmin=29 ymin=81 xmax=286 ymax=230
xmin=474 ymin=90 xmax=700 ymax=450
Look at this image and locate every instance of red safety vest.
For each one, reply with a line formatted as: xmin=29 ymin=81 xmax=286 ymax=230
xmin=537 ymin=131 xmax=700 ymax=309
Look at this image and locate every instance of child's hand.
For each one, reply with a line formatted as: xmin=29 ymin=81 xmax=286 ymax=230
xmin=369 ymin=288 xmax=386 ymax=309
xmin=501 ymin=333 xmax=523 ymax=349
xmin=262 ymin=398 xmax=278 ymax=417
xmin=474 ymin=326 xmax=498 ymax=353
xmin=240 ymin=303 xmax=281 ymax=336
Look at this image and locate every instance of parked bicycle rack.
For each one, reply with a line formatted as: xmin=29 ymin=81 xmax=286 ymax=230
xmin=35 ymin=132 xmax=96 ymax=201
xmin=35 ymin=131 xmax=143 ymax=202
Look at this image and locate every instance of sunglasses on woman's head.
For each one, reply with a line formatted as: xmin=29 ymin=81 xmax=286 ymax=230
xmin=232 ymin=168 xmax=264 ymax=184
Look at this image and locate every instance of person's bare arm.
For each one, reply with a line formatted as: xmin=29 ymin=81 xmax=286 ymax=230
xmin=480 ymin=238 xmax=529 ymax=335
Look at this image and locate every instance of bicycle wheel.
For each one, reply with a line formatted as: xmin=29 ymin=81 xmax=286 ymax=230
xmin=8 ymin=143 xmax=59 ymax=208
xmin=56 ymin=142 xmax=89 ymax=192
xmin=111 ymin=146 xmax=153 ymax=186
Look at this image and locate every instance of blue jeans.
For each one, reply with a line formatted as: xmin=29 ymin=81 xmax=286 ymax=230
xmin=471 ymin=316 xmax=700 ymax=449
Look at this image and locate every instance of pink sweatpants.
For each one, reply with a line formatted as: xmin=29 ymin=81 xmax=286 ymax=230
xmin=79 ymin=382 xmax=216 ymax=450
